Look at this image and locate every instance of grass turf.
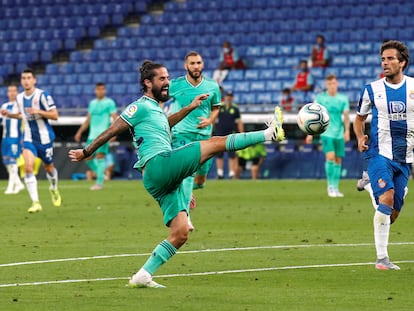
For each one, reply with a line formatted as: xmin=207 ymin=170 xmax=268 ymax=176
xmin=0 ymin=179 xmax=413 ymax=311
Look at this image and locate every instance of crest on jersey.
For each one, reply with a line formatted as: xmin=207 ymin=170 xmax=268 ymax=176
xmin=125 ymin=104 xmax=137 ymax=118
xmin=378 ymin=178 xmax=386 ymax=189
xmin=390 ymin=101 xmax=406 ymax=113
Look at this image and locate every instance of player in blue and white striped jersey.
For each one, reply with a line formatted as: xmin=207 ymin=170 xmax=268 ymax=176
xmin=354 ymin=40 xmax=412 ymax=271
xmin=2 ymin=68 xmax=61 ymax=213
xmin=0 ymin=85 xmax=24 ymax=194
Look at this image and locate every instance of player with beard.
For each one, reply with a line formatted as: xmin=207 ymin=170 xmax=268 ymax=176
xmin=169 ymin=51 xmax=222 ymax=230
xmin=68 ymin=60 xmax=285 ymax=288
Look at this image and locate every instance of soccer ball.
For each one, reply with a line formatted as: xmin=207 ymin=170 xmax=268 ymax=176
xmin=297 ymin=103 xmax=330 ymax=135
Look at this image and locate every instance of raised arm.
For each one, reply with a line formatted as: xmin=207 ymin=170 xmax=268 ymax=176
xmin=168 ymin=94 xmax=209 ymax=128
xmin=68 ymin=116 xmax=129 ymax=161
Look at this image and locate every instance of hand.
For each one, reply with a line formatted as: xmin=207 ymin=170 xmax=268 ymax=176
xmin=189 ymin=93 xmax=209 ymax=109
xmin=357 ymin=135 xmax=369 ymax=152
xmin=26 ymin=107 xmax=40 ymax=115
xmin=68 ymin=149 xmax=89 ymax=162
xmin=0 ymin=109 xmax=8 ymax=116
xmin=344 ymin=130 xmax=350 ymax=143
xmin=305 ymin=135 xmax=313 ymax=144
xmin=197 ymin=116 xmax=211 ymax=128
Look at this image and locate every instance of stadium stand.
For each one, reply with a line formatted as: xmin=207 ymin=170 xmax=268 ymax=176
xmin=0 ymin=0 xmax=412 ymax=180
xmin=0 ymin=0 xmax=413 ymax=116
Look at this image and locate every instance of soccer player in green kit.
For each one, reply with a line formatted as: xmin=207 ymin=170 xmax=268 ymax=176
xmin=306 ymin=74 xmax=350 ymax=197
xmin=75 ymin=82 xmax=117 ymax=190
xmin=68 ymin=60 xmax=285 ymax=288
xmin=169 ymin=51 xmax=222 ymax=230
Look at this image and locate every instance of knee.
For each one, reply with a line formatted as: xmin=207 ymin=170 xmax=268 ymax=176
xmin=170 ymin=229 xmax=188 ymax=249
xmin=379 ymin=190 xmax=394 ymax=207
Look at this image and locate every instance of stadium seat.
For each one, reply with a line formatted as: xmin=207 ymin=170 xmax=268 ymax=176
xmin=244 ymin=70 xmax=260 ymax=80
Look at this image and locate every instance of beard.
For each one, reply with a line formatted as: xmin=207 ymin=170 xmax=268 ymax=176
xmin=187 ymin=68 xmax=202 ymax=80
xmin=152 ymin=85 xmax=169 ymax=102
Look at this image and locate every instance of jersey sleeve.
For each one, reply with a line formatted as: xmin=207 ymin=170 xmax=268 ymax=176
xmin=211 ymin=83 xmax=222 ymax=107
xmin=120 ymin=102 xmax=142 ymax=127
xmin=40 ymin=91 xmax=56 ymax=111
xmin=357 ymin=85 xmax=373 ymax=116
xmin=109 ymin=99 xmax=117 ymax=114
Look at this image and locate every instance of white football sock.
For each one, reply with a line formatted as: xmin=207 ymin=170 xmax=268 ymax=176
xmin=46 ymin=168 xmax=58 ymax=190
xmin=217 ymin=168 xmax=224 ymax=177
xmin=25 ymin=174 xmax=39 ymax=202
xmin=373 ymin=210 xmax=390 ymax=259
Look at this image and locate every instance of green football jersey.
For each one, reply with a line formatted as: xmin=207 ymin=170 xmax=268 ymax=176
xmin=316 ymin=92 xmax=349 ymax=138
xmin=169 ymin=75 xmax=221 ymax=136
xmin=120 ymin=96 xmax=172 ymax=170
xmin=88 ymin=97 xmax=117 ymax=139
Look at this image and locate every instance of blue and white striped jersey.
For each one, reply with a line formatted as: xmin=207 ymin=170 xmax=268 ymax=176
xmin=357 ymin=76 xmax=414 ymax=163
xmin=0 ymin=101 xmax=22 ymax=139
xmin=16 ymin=88 xmax=56 ymax=144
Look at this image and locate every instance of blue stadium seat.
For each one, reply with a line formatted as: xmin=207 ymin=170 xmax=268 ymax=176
xmin=260 ymin=69 xmax=275 ymax=80
xmin=250 ymin=58 xmax=268 ymax=68
xmin=266 ymin=81 xmax=282 ymax=92
xmin=332 ymin=55 xmax=348 ymax=67
xmin=227 ymin=70 xmax=244 ymax=81
xmin=262 ymin=46 xmax=278 ymax=57
xmin=234 ymin=82 xmax=250 ymax=92
xmin=257 ymin=92 xmax=273 ymax=104
xmin=250 ymin=81 xmax=266 ymax=92
xmin=348 ymin=55 xmax=364 ymax=66
xmin=78 ymin=73 xmax=93 ymax=85
xmin=244 ymin=70 xmax=260 ymax=80
xmin=245 ymin=46 xmax=262 ymax=57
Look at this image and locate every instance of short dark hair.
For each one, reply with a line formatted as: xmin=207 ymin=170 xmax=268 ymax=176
xmin=325 ymin=74 xmax=337 ymax=81
xmin=184 ymin=51 xmax=202 ymax=62
xmin=22 ymin=68 xmax=36 ymax=77
xmin=95 ymin=82 xmax=105 ymax=87
xmin=139 ymin=60 xmax=165 ymax=92
xmin=380 ymin=40 xmax=410 ymax=71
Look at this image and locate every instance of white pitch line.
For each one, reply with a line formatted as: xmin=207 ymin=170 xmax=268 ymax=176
xmin=1 ymin=260 xmax=414 ymax=288
xmin=1 ymin=242 xmax=414 ymax=268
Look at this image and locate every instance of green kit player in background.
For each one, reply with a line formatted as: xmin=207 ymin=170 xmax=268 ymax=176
xmin=68 ymin=60 xmax=285 ymax=288
xmin=306 ymin=74 xmax=350 ymax=197
xmin=169 ymin=51 xmax=222 ymax=230
xmin=75 ymin=82 xmax=118 ymax=190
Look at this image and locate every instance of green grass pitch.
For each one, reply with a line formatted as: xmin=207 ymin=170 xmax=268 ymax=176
xmin=1 ymin=179 xmax=413 ymax=311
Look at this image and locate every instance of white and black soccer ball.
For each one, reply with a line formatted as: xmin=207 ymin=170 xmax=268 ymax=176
xmin=297 ymin=103 xmax=330 ymax=135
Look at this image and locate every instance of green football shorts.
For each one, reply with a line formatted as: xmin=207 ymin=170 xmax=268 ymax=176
xmin=142 ymin=141 xmax=201 ymax=226
xmin=87 ymin=139 xmax=109 ymax=155
xmin=320 ymin=136 xmax=345 ymax=158
xmin=172 ymin=133 xmax=213 ymax=176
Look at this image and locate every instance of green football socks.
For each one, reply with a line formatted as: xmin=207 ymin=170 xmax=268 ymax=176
xmin=143 ymin=240 xmax=177 ymax=275
xmin=225 ymin=131 xmax=265 ymax=151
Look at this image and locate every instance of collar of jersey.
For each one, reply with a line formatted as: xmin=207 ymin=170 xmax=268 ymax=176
xmin=185 ymin=75 xmax=204 ymax=88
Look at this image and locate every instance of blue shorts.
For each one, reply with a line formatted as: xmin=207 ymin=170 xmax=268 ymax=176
xmin=24 ymin=141 xmax=54 ymax=165
xmin=1 ymin=137 xmax=21 ymax=165
xmin=368 ymin=154 xmax=411 ymax=212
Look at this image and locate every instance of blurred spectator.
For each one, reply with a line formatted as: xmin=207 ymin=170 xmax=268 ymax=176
xmin=280 ymin=88 xmax=296 ymax=112
xmin=214 ymin=90 xmax=244 ymax=179
xmin=213 ymin=41 xmax=246 ymax=84
xmin=235 ymin=143 xmax=267 ymax=180
xmin=291 ymin=60 xmax=314 ymax=103
xmin=310 ymin=34 xmax=330 ymax=68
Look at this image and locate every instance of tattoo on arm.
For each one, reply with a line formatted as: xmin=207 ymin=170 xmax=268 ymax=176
xmin=84 ymin=117 xmax=129 ymax=155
